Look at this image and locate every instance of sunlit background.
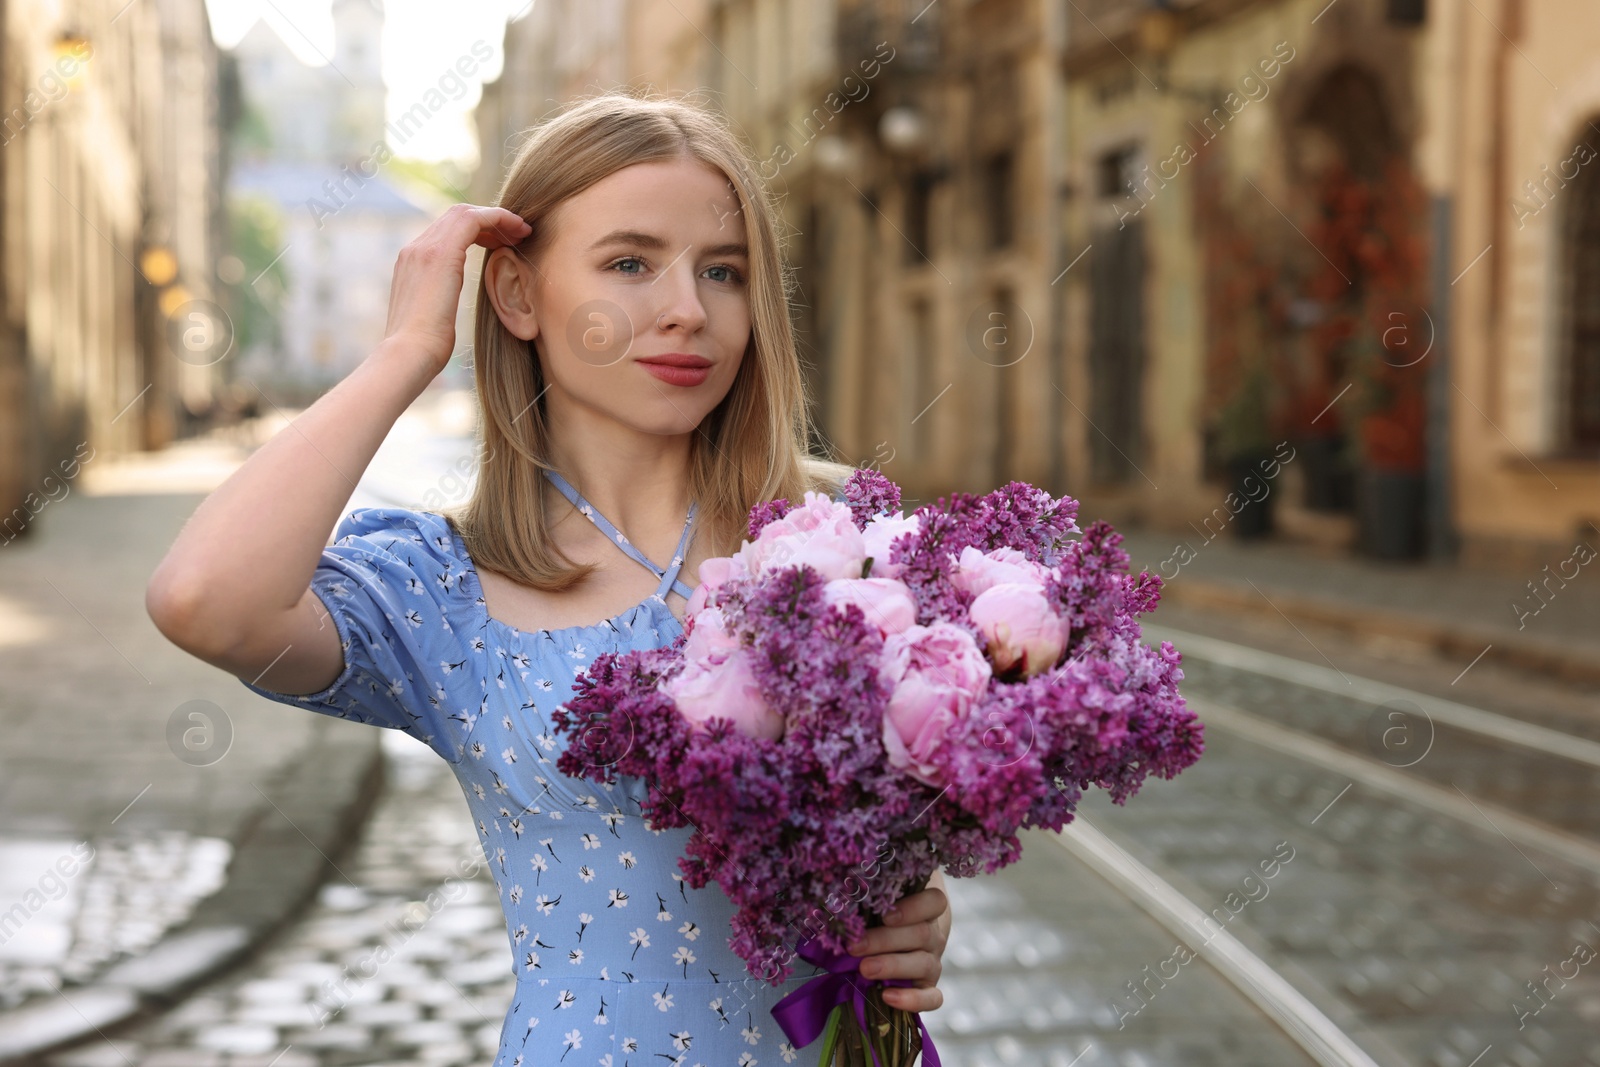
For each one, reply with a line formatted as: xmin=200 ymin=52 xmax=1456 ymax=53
xmin=1 ymin=1 xmax=1598 ymax=1066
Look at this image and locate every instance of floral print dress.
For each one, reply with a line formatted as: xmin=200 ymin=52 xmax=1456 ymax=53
xmin=240 ymin=470 xmax=828 ymax=1066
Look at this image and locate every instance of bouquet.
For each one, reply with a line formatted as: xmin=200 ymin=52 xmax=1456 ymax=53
xmin=551 ymin=470 xmax=1204 ymax=1065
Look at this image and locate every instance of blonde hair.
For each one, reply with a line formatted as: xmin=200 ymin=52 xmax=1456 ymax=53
xmin=444 ymin=90 xmax=854 ymax=592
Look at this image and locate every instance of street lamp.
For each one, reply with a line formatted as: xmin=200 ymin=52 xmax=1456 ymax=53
xmin=1135 ymin=5 xmax=1219 ymax=104
xmin=52 ymin=31 xmax=91 ymax=91
xmin=141 ymin=246 xmax=179 ymax=287
xmin=814 ymin=135 xmax=861 ymax=177
xmin=878 ymin=106 xmax=929 ymax=155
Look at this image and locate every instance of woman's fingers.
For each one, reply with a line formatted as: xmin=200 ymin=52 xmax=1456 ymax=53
xmin=381 ymin=204 xmax=532 ymax=373
xmin=858 ymin=942 xmax=939 ymax=982
xmin=848 ymin=918 xmax=936 ymax=957
xmin=411 ymin=204 xmax=529 ymax=259
xmin=885 ymin=983 xmax=943 ymax=1012
xmin=858 ymin=947 xmax=943 ymax=1010
xmin=842 ymin=882 xmax=951 ymax=1014
xmin=886 ymin=885 xmax=948 ymax=928
xmin=456 ymin=204 xmax=532 ymax=250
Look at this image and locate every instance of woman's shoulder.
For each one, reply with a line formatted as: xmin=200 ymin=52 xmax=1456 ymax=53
xmin=331 ymin=505 xmax=458 ymax=549
xmin=324 ymin=506 xmax=470 ymax=590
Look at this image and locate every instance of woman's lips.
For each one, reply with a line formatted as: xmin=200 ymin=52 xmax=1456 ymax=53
xmin=639 ymin=361 xmax=710 ymax=387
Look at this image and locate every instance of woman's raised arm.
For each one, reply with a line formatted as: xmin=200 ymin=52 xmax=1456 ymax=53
xmin=145 ymin=204 xmax=531 ymax=695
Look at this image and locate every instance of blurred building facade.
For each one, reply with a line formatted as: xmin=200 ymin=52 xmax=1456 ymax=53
xmin=0 ymin=0 xmax=228 ymax=542
xmin=708 ymin=0 xmax=1068 ymax=506
xmin=473 ymin=0 xmax=1599 ymax=570
xmin=229 ymin=0 xmax=385 ymax=165
xmin=1060 ymin=0 xmax=1600 ymax=570
xmin=227 ymin=0 xmax=453 ymax=400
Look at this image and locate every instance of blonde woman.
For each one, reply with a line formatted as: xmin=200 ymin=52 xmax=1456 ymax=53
xmin=148 ymin=92 xmax=950 ymax=1064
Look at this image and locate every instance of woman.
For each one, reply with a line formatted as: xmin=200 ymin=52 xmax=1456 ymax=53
xmin=147 ymin=92 xmax=950 ymax=1064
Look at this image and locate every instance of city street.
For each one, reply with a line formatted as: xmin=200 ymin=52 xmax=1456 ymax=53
xmin=8 ymin=1 xmax=1600 ymax=1065
xmin=12 ymin=396 xmax=1595 ymax=1067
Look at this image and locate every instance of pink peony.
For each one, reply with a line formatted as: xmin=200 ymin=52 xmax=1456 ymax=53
xmin=861 ymin=512 xmax=923 ymax=579
xmin=686 ymin=556 xmax=748 ymax=616
xmin=968 ymin=583 xmax=1070 ymax=678
xmin=663 ymin=609 xmax=784 ymax=741
xmin=878 ymin=621 xmax=992 ymax=786
xmin=821 ymin=578 xmax=918 ymax=636
xmin=680 ymin=605 xmax=740 ymax=659
xmin=734 ymin=493 xmax=867 ymax=581
xmin=949 ymin=545 xmax=1050 ymax=598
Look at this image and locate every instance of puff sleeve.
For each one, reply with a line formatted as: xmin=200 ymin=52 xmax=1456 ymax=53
xmin=237 ymin=507 xmax=486 ymax=765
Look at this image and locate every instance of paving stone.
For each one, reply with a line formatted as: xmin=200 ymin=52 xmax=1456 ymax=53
xmin=233 ymin=979 xmax=310 ymax=1005
xmin=390 ymin=980 xmax=462 ymax=1007
xmin=42 ymin=1039 xmax=143 ymax=1067
xmin=339 ymin=999 xmax=423 ymax=1027
xmin=278 ymin=1024 xmax=372 ymax=1050
xmin=191 ymin=1024 xmax=279 ymax=1055
xmin=230 ymin=1001 xmax=324 ymax=1028
xmin=225 ymin=1052 xmax=318 ymax=1067
xmin=138 ymin=1049 xmax=225 ymax=1067
xmin=390 ymin=1020 xmax=465 ymax=1047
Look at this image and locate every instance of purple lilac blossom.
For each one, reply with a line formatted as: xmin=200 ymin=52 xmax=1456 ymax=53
xmin=552 ymin=471 xmax=1204 ymax=986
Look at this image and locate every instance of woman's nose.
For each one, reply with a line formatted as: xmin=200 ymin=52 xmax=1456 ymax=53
xmin=650 ymin=259 xmax=708 ymax=333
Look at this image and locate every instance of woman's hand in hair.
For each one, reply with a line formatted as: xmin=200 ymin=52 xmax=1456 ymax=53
xmin=382 ymin=203 xmax=531 ymax=374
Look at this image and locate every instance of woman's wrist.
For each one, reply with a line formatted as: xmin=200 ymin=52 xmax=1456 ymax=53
xmin=366 ymin=334 xmax=448 ymax=406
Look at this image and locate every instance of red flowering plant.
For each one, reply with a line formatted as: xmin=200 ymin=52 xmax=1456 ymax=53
xmin=1305 ymin=155 xmax=1431 ymax=473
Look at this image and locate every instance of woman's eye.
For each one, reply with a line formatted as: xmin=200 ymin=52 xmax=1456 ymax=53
xmin=704 ymin=265 xmax=743 ymax=284
xmin=611 ymin=257 xmax=646 ymax=275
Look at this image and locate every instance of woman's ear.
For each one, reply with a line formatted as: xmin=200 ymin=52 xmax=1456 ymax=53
xmin=484 ymin=245 xmax=541 ymax=341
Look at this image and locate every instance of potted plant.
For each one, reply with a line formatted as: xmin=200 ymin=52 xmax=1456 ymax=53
xmin=1345 ymin=320 xmax=1428 ymax=559
xmin=1212 ymin=355 xmax=1279 ymax=540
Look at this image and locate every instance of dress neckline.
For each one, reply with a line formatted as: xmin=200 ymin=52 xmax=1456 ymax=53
xmin=441 ymin=517 xmax=687 ymax=645
xmin=542 ymin=468 xmax=698 ymax=605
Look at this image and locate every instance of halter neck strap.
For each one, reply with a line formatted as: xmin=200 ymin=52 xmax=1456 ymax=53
xmin=542 ymin=468 xmax=696 ymax=603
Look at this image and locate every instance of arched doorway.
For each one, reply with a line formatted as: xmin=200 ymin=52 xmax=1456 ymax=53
xmin=1285 ymin=64 xmax=1428 ymax=558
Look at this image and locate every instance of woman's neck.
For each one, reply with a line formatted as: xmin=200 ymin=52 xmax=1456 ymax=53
xmin=544 ymin=428 xmax=695 ymax=536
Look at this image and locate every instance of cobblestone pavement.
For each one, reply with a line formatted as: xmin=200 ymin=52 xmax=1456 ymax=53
xmin=47 ymin=733 xmax=1315 ymax=1067
xmin=0 ymin=388 xmax=487 ymax=1046
xmin=0 ymin=433 xmax=382 ymax=1020
xmin=1078 ymin=642 xmax=1600 ymax=1067
xmin=48 ymin=731 xmax=513 ymax=1067
xmin=920 ymin=832 xmax=1318 ymax=1067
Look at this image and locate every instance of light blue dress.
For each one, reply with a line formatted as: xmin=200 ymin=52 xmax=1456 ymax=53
xmin=241 ymin=469 xmax=830 ymax=1067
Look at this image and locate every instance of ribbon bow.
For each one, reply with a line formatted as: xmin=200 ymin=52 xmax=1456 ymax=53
xmin=770 ymin=934 xmax=942 ymax=1067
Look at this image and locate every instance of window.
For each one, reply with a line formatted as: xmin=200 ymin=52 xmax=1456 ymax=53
xmin=1097 ymin=144 xmax=1140 ymax=199
xmin=1387 ymin=0 xmax=1425 ymax=25
xmin=1088 ymin=222 xmax=1146 ymax=484
xmin=1562 ymin=133 xmax=1600 ymax=450
xmin=991 ymin=287 xmax=1017 ymax=482
xmin=903 ymin=171 xmax=937 ymax=265
xmin=905 ymin=298 xmax=934 ymax=456
xmin=981 ymin=151 xmax=1014 ymax=250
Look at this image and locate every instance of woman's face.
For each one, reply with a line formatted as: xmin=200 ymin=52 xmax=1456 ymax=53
xmin=493 ymin=155 xmax=752 ymax=439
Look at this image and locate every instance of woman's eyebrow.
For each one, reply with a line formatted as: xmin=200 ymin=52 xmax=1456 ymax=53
xmin=587 ymin=230 xmax=748 ymax=259
xmin=588 ymin=229 xmax=669 ymax=252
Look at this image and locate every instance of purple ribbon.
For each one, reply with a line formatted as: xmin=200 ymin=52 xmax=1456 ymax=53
xmin=770 ymin=935 xmax=942 ymax=1067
